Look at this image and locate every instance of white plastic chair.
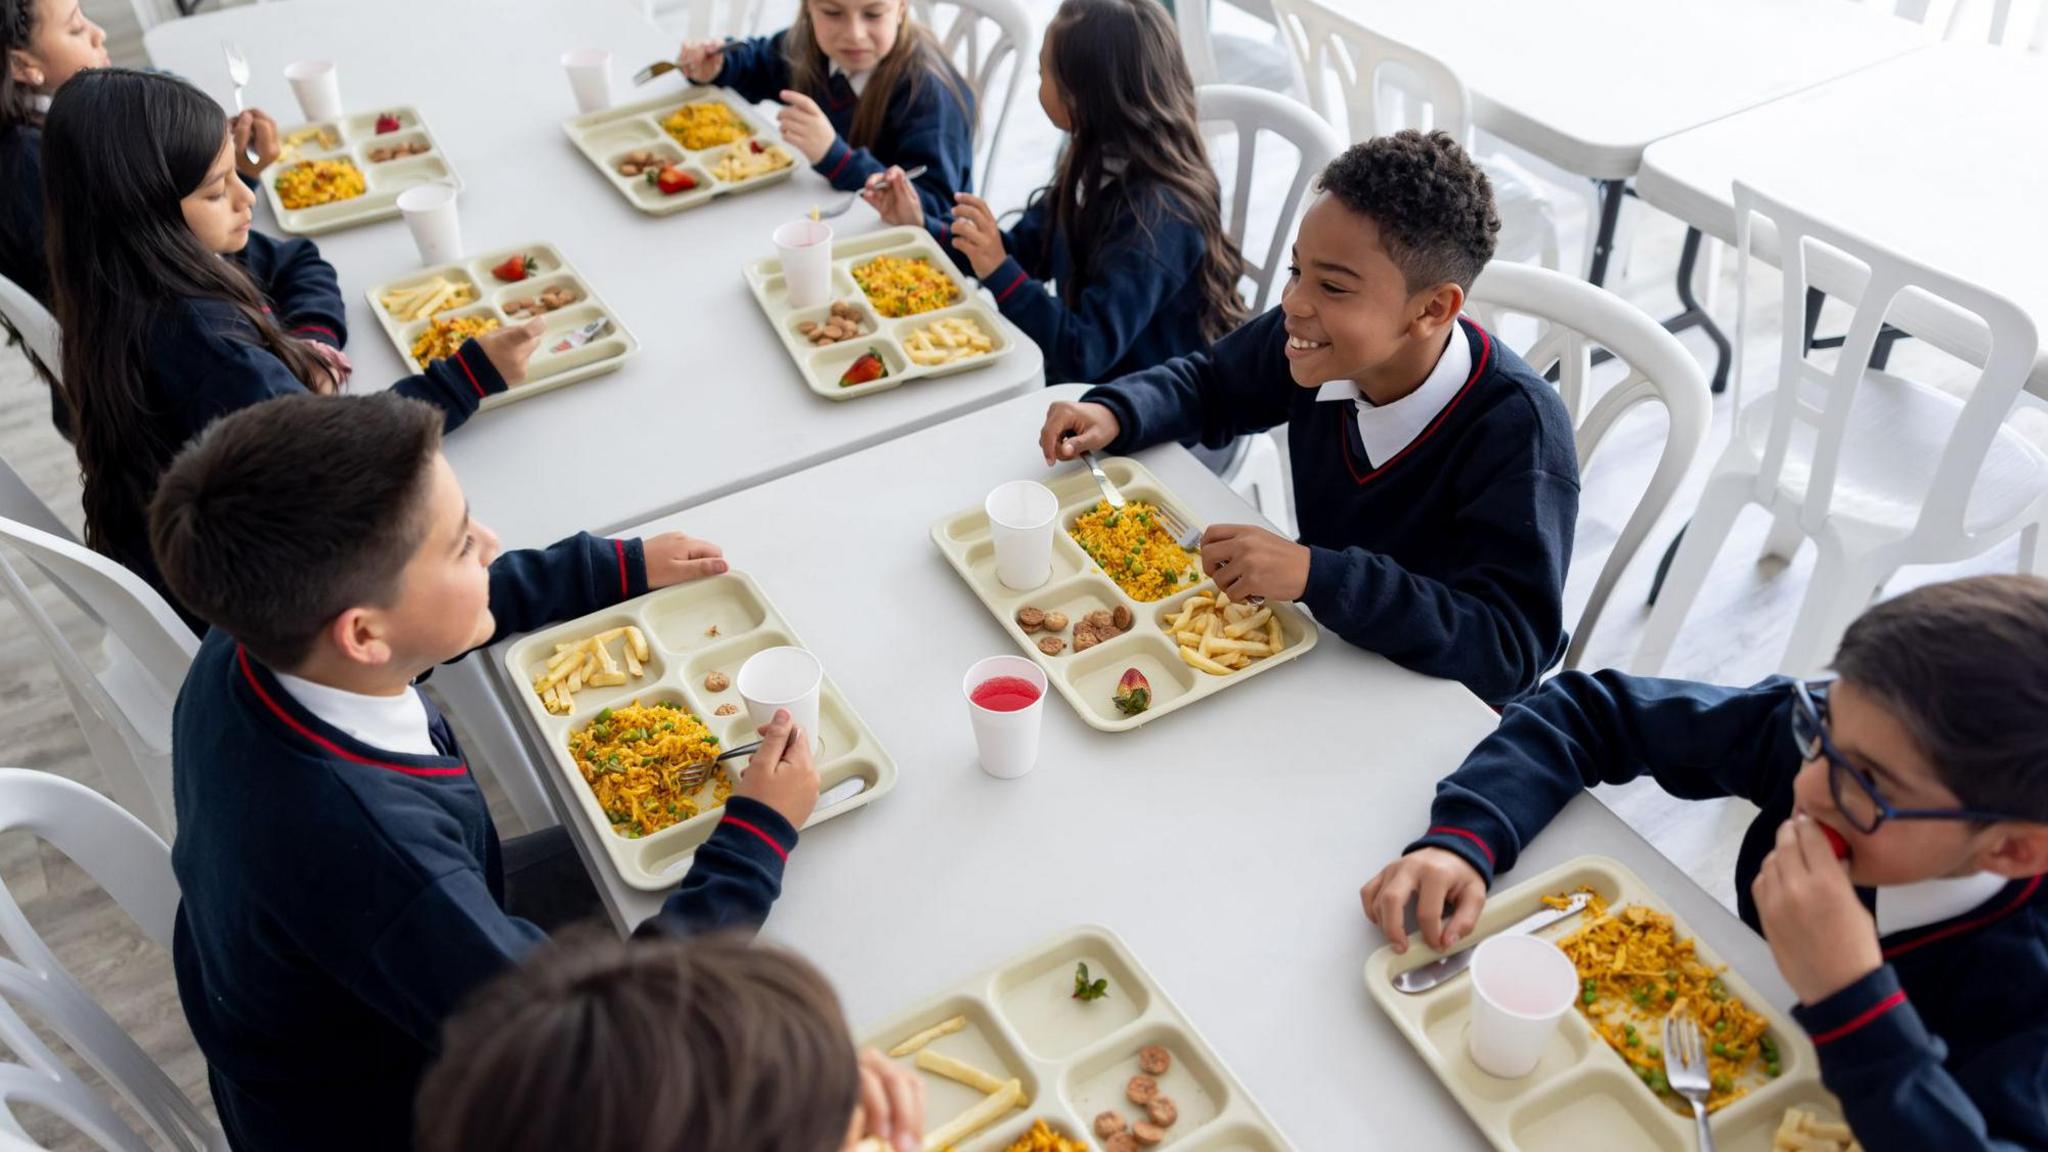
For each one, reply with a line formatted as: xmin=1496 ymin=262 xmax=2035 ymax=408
xmin=1464 ymin=262 xmax=1712 ymax=670
xmin=1632 ymin=183 xmax=2048 ymax=679
xmin=1966 ymin=0 xmax=2048 ymax=47
xmin=911 ymin=0 xmax=1030 ymax=208
xmin=644 ymin=0 xmax=769 ymax=39
xmin=0 ymin=768 xmax=226 ymax=1151
xmin=1174 ymin=0 xmax=1299 ymax=93
xmin=0 ymin=519 xmax=195 ymax=839
xmin=1268 ymin=0 xmax=1562 ymax=272
xmin=0 ymin=274 xmax=58 ymax=386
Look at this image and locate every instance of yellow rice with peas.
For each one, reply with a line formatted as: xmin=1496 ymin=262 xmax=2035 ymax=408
xmin=662 ymin=100 xmax=753 ymax=150
xmin=851 ymin=254 xmax=959 ymax=318
xmin=410 ymin=314 xmax=499 ymax=367
xmin=1068 ymin=500 xmax=1200 ymax=602
xmin=1550 ymin=889 xmax=1782 ymax=1113
xmin=275 ymin=159 xmax=366 ymax=210
xmin=568 ymin=701 xmax=735 ymax=839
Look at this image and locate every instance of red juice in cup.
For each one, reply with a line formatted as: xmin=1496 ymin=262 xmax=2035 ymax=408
xmin=970 ymin=676 xmax=1041 ymax=712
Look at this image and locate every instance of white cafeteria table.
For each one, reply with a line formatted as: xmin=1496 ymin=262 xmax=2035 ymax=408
xmin=490 ymin=385 xmax=1804 ymax=1149
xmin=146 ymin=0 xmax=1046 ymax=827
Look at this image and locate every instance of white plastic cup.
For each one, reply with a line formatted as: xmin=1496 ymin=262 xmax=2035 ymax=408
xmin=773 ymin=219 xmax=834 ymax=310
xmin=561 ymin=49 xmax=613 ymax=113
xmin=737 ymin=647 xmax=823 ymax=755
xmin=1466 ymin=934 xmax=1578 ymax=1078
xmin=963 ymin=655 xmax=1047 ymax=779
xmin=283 ymin=60 xmax=343 ymax=122
xmin=984 ymin=480 xmax=1058 ymax=591
xmin=396 ymin=183 xmax=461 ymax=265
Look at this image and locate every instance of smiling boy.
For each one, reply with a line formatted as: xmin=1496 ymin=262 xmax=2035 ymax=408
xmin=1362 ymin=575 xmax=2048 ymax=1151
xmin=1038 ymin=131 xmax=1578 ymax=705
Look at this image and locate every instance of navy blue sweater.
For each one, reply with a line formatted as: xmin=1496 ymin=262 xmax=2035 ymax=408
xmin=171 ymin=533 xmax=798 ymax=1152
xmin=1083 ymin=311 xmax=1578 ymax=704
xmin=1409 ymin=670 xmax=2048 ymax=1152
xmin=0 ymin=122 xmax=48 ymax=305
xmin=713 ymin=31 xmax=974 ymax=218
xmin=927 ymin=183 xmax=1216 ymax=383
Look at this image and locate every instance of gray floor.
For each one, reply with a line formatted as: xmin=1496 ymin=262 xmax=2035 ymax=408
xmin=7 ymin=1 xmax=2040 ymax=1147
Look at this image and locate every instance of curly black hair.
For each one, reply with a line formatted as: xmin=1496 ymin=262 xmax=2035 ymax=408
xmin=1316 ymin=130 xmax=1499 ymax=292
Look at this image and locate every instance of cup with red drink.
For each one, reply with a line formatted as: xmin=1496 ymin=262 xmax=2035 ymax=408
xmin=963 ymin=655 xmax=1047 ymax=779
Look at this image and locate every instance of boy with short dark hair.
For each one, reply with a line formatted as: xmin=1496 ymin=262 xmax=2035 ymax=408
xmin=1037 ymin=130 xmax=1578 ymax=705
xmin=1363 ymin=575 xmax=2048 ymax=1151
xmin=417 ymin=929 xmax=926 ymax=1152
xmin=150 ymin=393 xmax=821 ymax=1151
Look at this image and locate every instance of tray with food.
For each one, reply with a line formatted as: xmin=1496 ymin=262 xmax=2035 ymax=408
xmin=859 ymin=926 xmax=1294 ymax=1152
xmin=929 ymin=455 xmax=1317 ymax=732
xmin=502 ymin=572 xmax=896 ymax=891
xmin=363 ymin=242 xmax=639 ymax=411
xmin=562 ymin=87 xmax=795 ymax=216
xmin=743 ymin=225 xmax=1022 ymax=402
xmin=259 ymin=106 xmax=459 ymax=235
xmin=1364 ymin=855 xmax=1854 ymax=1152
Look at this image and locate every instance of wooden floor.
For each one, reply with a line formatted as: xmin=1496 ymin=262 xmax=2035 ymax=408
xmin=8 ymin=3 xmax=2041 ymax=1147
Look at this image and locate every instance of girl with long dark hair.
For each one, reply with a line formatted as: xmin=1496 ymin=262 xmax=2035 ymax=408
xmin=43 ymin=69 xmax=543 ymax=627
xmin=866 ymin=0 xmax=1247 ymax=383
xmin=0 ymin=0 xmax=104 ymax=305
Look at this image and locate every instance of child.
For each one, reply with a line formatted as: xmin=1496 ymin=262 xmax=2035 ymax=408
xmin=1362 ymin=575 xmax=2048 ymax=1151
xmin=43 ymin=69 xmax=541 ymax=630
xmin=676 ymin=0 xmax=974 ymax=219
xmin=1037 ymin=131 xmax=1577 ymax=705
xmin=149 ymin=392 xmax=822 ymax=1152
xmin=864 ymin=0 xmax=1245 ymax=384
xmin=417 ymin=930 xmax=927 ymax=1152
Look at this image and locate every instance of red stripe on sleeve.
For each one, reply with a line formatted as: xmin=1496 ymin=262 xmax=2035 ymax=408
xmin=1426 ymin=825 xmax=1496 ymax=865
xmin=722 ymin=815 xmax=789 ymax=861
xmin=1808 ymin=990 xmax=1906 ymax=1045
xmin=455 ymin=346 xmax=486 ymax=398
xmin=825 ymin=150 xmax=851 ymax=182
xmin=291 ymin=324 xmax=339 ymax=342
xmin=995 ymin=269 xmax=1028 ymax=303
xmin=613 ymin=538 xmax=629 ymax=600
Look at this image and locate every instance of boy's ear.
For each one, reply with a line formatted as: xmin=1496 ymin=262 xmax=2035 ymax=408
xmin=327 ymin=607 xmax=395 ymax=670
xmin=1410 ymin=282 xmax=1465 ymax=336
xmin=1977 ymin=823 xmax=2048 ymax=879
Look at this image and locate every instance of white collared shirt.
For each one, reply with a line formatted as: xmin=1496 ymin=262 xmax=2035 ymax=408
xmin=1875 ymin=872 xmax=2008 ymax=937
xmin=274 ymin=672 xmax=439 ymax=758
xmin=829 ymin=61 xmax=873 ymax=96
xmin=1313 ymin=321 xmax=1471 ymax=469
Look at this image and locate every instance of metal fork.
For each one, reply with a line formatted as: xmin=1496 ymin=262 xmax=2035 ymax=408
xmin=635 ymin=39 xmax=735 ymax=86
xmin=1663 ymin=1014 xmax=1719 ymax=1152
xmin=816 ymin=164 xmax=926 ymax=220
xmin=222 ymin=41 xmax=258 ymax=166
xmin=676 ymin=738 xmax=761 ymax=792
xmin=1078 ymin=449 xmax=1203 ymax=551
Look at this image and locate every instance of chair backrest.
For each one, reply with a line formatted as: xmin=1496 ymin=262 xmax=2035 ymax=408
xmin=0 ymin=768 xmax=223 ymax=1151
xmin=0 ymin=519 xmax=193 ymax=700
xmin=0 ymin=448 xmax=72 ymax=546
xmin=1194 ymin=84 xmax=1344 ymax=313
xmin=911 ymin=0 xmax=1031 ymax=202
xmin=1962 ymin=0 xmax=2048 ymax=48
xmin=1733 ymin=180 xmax=2040 ymax=555
xmin=1465 ymin=262 xmax=1711 ymax=670
xmin=1270 ymin=0 xmax=1470 ymax=145
xmin=0 ymin=274 xmax=59 ymax=383
xmin=644 ymin=0 xmax=769 ymax=39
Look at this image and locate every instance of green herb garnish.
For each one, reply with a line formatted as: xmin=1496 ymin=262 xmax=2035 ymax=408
xmin=1072 ymin=962 xmax=1109 ymax=1002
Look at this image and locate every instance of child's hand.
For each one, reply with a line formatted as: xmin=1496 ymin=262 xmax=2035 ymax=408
xmin=232 ymin=108 xmax=280 ymax=178
xmin=475 ymin=317 xmax=547 ymax=386
xmin=1037 ymin=401 xmax=1120 ymax=466
xmin=641 ymin=532 xmax=728 ymax=588
xmin=1753 ymin=813 xmax=1882 ymax=1005
xmin=861 ymin=166 xmax=923 ymax=226
xmin=1200 ymin=524 xmax=1311 ymax=602
xmin=947 ymin=193 xmax=1005 ymax=279
xmin=1360 ymin=847 xmax=1487 ymax=954
xmin=776 ymin=90 xmax=837 ymax=165
xmin=676 ymin=39 xmax=727 ymax=83
xmin=305 ymin=340 xmax=352 ymax=392
xmin=841 ymin=1047 xmax=925 ymax=1152
xmin=734 ymin=709 xmax=820 ymax=832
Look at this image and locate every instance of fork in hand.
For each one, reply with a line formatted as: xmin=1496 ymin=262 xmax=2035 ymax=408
xmin=222 ymin=41 xmax=258 ymax=166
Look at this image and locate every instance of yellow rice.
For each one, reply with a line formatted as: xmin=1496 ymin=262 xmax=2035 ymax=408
xmin=568 ymin=701 xmax=735 ymax=839
xmin=662 ymin=101 xmax=753 ymax=150
xmin=275 ymin=159 xmax=365 ymax=210
xmin=1068 ymin=500 xmax=1199 ymax=602
xmin=410 ymin=313 xmax=499 ymax=367
xmin=851 ymin=254 xmax=959 ymax=318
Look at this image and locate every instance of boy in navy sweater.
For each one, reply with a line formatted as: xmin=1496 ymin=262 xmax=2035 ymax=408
xmin=1363 ymin=575 xmax=2048 ymax=1152
xmin=148 ymin=394 xmax=821 ymax=1152
xmin=1038 ymin=131 xmax=1578 ymax=705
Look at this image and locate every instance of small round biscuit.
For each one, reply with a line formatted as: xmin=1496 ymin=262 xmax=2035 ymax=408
xmin=1105 ymin=1135 xmax=1139 ymax=1152
xmin=1037 ymin=635 xmax=1066 ymax=656
xmin=1043 ymin=610 xmax=1069 ymax=632
xmin=1073 ymin=628 xmax=1100 ymax=652
xmin=1086 ymin=609 xmax=1114 ymax=630
xmin=1146 ymin=1096 xmax=1177 ymax=1127
xmin=1094 ymin=1112 xmax=1127 ymax=1138
xmin=1113 ymin=604 xmax=1134 ymax=631
xmin=1137 ymin=1045 xmax=1171 ymax=1075
xmin=1132 ymin=1122 xmax=1166 ymax=1146
xmin=704 ymin=671 xmax=730 ymax=693
xmin=1016 ymin=606 xmax=1046 ymax=632
xmin=1126 ymin=1074 xmax=1157 ymax=1105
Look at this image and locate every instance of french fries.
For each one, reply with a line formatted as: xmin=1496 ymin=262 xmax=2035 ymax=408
xmin=1165 ymin=588 xmax=1285 ymax=676
xmin=922 ymin=1079 xmax=1023 ymax=1152
xmin=533 ymin=626 xmax=651 ymax=715
xmin=903 ymin=315 xmax=996 ymax=366
xmin=914 ymin=1049 xmax=1007 ymax=1094
xmin=379 ymin=276 xmax=478 ymax=322
xmin=1774 ymin=1109 xmax=1863 ymax=1152
xmin=887 ymin=1014 xmax=966 ymax=1057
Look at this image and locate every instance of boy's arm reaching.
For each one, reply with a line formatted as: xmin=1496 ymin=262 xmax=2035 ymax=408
xmin=1080 ymin=307 xmax=1296 ymax=452
xmin=477 ymin=532 xmax=729 ymax=650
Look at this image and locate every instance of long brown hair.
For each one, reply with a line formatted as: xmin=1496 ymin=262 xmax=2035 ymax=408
xmin=43 ymin=69 xmax=329 ymax=572
xmin=417 ymin=929 xmax=861 ymax=1152
xmin=784 ymin=0 xmax=970 ymax=150
xmin=1042 ymin=0 xmax=1246 ymax=341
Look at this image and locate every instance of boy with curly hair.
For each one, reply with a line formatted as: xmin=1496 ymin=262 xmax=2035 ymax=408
xmin=1038 ymin=131 xmax=1578 ymax=704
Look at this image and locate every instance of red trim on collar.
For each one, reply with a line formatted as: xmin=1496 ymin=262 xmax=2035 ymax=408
xmin=1339 ymin=323 xmax=1491 ymax=486
xmin=722 ymin=815 xmax=789 ymax=861
xmin=613 ymin=538 xmax=629 ymax=600
xmin=236 ymin=646 xmax=467 ymax=777
xmin=1882 ymin=874 xmax=2044 ymax=960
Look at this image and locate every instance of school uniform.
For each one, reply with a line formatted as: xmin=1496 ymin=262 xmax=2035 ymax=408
xmin=0 ymin=120 xmax=50 ymax=305
xmin=929 ymin=178 xmax=1215 ymax=383
xmin=1408 ymin=670 xmax=2048 ymax=1152
xmin=1081 ymin=309 xmax=1578 ymax=705
xmin=170 ymin=532 xmax=798 ymax=1152
xmin=713 ymin=31 xmax=974 ymax=219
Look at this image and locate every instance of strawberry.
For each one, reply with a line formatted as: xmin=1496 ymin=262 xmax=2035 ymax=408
xmin=491 ymin=253 xmax=538 ymax=283
xmin=1820 ymin=822 xmax=1850 ymax=860
xmin=374 ymin=112 xmax=401 ymax=135
xmin=649 ymin=165 xmax=698 ymax=195
xmin=1113 ymin=668 xmax=1151 ymax=716
xmin=837 ymin=348 xmax=888 ymax=387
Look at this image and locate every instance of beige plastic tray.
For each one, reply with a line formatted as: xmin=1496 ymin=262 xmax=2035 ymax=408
xmin=930 ymin=456 xmax=1318 ymax=732
xmin=502 ymin=572 xmax=896 ymax=891
xmin=744 ymin=225 xmax=1019 ymax=401
xmin=561 ymin=87 xmax=795 ymax=215
xmin=861 ymin=926 xmax=1295 ymax=1151
xmin=260 ymin=106 xmax=460 ymax=235
xmin=1364 ymin=855 xmax=1851 ymax=1152
xmin=364 ymin=242 xmax=639 ymax=411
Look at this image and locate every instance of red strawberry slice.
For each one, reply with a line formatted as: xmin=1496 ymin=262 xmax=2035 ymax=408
xmin=491 ymin=253 xmax=538 ymax=283
xmin=837 ymin=348 xmax=888 ymax=387
xmin=653 ymin=165 xmax=698 ymax=195
xmin=374 ymin=112 xmax=402 ymax=134
xmin=1820 ymin=822 xmax=1851 ymax=860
